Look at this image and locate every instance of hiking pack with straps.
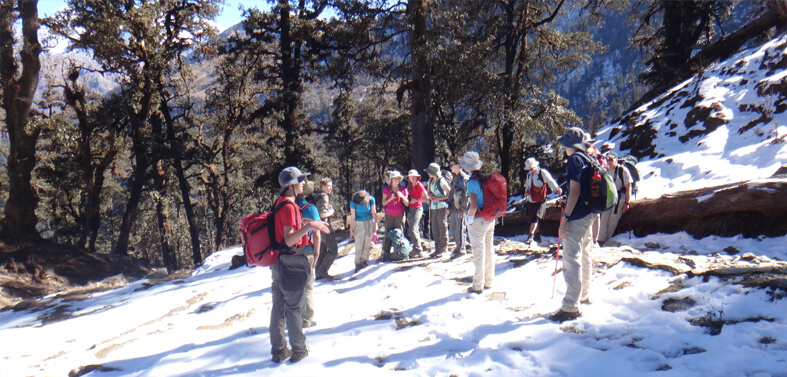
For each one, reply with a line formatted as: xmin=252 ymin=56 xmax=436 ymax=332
xmin=617 ymin=155 xmax=640 ymax=197
xmin=576 ymin=152 xmax=618 ymax=214
xmin=452 ymin=173 xmax=469 ymax=211
xmin=528 ymin=169 xmax=549 ymax=203
xmin=384 ymin=228 xmax=411 ymax=261
xmin=476 ymin=172 xmax=508 ymax=221
xmin=238 ymin=200 xmax=297 ymax=267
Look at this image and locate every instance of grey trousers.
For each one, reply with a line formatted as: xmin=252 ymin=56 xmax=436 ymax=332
xmin=448 ymin=208 xmax=466 ymax=253
xmin=316 ymin=227 xmax=338 ymax=277
xmin=430 ymin=207 xmax=448 ymax=254
xmin=598 ymin=199 xmax=625 ymax=243
xmin=561 ymin=214 xmax=595 ymax=313
xmin=303 ymin=255 xmax=315 ymax=323
xmin=270 ymin=260 xmax=307 ymax=355
xmin=406 ymin=206 xmax=424 ymax=254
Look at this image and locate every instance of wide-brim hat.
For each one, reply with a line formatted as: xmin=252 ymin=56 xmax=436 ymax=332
xmin=558 ymin=127 xmax=593 ymax=151
xmin=524 ymin=157 xmax=539 ymax=170
xmin=424 ymin=162 xmax=441 ymax=177
xmin=459 ymin=151 xmax=483 ymax=172
xmin=407 ymin=169 xmax=421 ymax=178
xmin=352 ymin=190 xmax=370 ymax=205
xmin=301 ymin=180 xmax=315 ymax=196
xmin=388 ymin=170 xmax=404 ymax=180
xmin=279 ymin=166 xmax=310 ymax=189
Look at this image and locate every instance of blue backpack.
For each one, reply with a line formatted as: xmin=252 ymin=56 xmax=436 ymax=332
xmin=385 ymin=228 xmax=411 ymax=261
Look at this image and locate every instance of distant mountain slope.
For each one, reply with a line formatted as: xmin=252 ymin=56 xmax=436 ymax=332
xmin=597 ymin=32 xmax=787 ymax=199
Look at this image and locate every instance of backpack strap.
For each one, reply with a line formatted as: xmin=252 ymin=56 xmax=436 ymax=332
xmin=268 ymin=199 xmax=299 ymax=253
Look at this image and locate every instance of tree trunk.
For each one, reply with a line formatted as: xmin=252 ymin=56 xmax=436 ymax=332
xmin=408 ymin=0 xmax=435 ymax=171
xmin=160 ymin=97 xmax=202 ymax=266
xmin=114 ymin=152 xmax=148 ymax=256
xmin=501 ymin=178 xmax=787 ymax=239
xmin=617 ymin=179 xmax=787 ymax=239
xmin=154 ymin=161 xmax=177 ymax=271
xmin=1 ymin=0 xmax=42 ymax=242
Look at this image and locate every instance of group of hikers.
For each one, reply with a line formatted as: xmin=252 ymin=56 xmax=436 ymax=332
xmin=264 ymin=127 xmax=634 ymax=363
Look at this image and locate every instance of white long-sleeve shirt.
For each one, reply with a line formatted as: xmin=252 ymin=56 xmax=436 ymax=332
xmin=525 ymin=168 xmax=560 ymax=203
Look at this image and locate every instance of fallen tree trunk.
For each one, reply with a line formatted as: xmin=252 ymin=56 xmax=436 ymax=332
xmin=617 ymin=178 xmax=787 ymax=239
xmin=499 ymin=177 xmax=787 ymax=239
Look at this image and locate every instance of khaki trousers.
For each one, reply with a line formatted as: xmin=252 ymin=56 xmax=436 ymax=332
xmin=561 ymin=214 xmax=595 ymax=312
xmin=467 ymin=217 xmax=496 ymax=291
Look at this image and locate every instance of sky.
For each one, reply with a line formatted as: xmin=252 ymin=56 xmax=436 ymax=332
xmin=37 ymin=0 xmax=251 ymax=30
xmin=2 ymin=10 xmax=786 ymax=377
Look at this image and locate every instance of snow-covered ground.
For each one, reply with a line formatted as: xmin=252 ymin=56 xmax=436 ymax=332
xmin=2 ymin=25 xmax=786 ymax=377
xmin=1 ymin=232 xmax=786 ymax=377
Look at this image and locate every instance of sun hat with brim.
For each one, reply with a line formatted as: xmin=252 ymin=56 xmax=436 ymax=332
xmin=459 ymin=151 xmax=483 ymax=172
xmin=524 ymin=157 xmax=539 ymax=170
xmin=558 ymin=127 xmax=592 ymax=151
xmin=424 ymin=162 xmax=441 ymax=177
xmin=352 ymin=190 xmax=370 ymax=205
xmin=301 ymin=180 xmax=315 ymax=196
xmin=279 ymin=166 xmax=310 ymax=189
xmin=388 ymin=170 xmax=404 ymax=180
xmin=407 ymin=169 xmax=421 ymax=178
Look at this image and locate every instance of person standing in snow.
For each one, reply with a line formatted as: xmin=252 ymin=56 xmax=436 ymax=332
xmin=597 ymin=151 xmax=632 ymax=245
xmin=550 ymin=128 xmax=595 ymax=323
xmin=522 ymin=157 xmax=562 ymax=244
xmin=349 ymin=189 xmax=378 ymax=272
xmin=271 ymin=167 xmax=330 ymax=363
xmin=295 ymin=181 xmax=320 ymax=329
xmin=448 ymin=158 xmax=469 ymax=257
xmin=425 ymin=163 xmax=451 ymax=258
xmin=382 ymin=171 xmax=409 ymax=259
xmin=461 ymin=152 xmax=496 ymax=293
xmin=314 ymin=178 xmax=339 ymax=280
xmin=405 ymin=169 xmax=427 ymax=258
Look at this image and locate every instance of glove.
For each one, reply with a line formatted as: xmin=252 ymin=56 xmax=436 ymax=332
xmin=463 ymin=214 xmax=474 ymax=226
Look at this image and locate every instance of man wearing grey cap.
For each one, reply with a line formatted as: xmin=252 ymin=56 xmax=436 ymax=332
xmin=550 ymin=127 xmax=595 ymax=323
xmin=598 ymin=151 xmax=632 ymax=244
xmin=270 ymin=166 xmax=330 ymax=363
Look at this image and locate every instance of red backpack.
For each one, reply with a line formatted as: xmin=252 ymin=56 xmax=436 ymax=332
xmin=238 ymin=200 xmax=296 ymax=267
xmin=477 ymin=172 xmax=508 ymax=221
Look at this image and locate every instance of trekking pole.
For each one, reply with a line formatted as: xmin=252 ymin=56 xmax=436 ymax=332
xmin=551 ymin=207 xmax=564 ymax=299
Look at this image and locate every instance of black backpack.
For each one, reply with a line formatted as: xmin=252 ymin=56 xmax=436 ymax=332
xmin=576 ymin=152 xmax=618 ymax=214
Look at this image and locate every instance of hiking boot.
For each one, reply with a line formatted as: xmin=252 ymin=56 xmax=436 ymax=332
xmin=409 ymin=251 xmax=423 ymax=259
xmin=525 ymin=234 xmax=534 ymax=244
xmin=548 ymin=309 xmax=581 ymax=323
xmin=429 ymin=250 xmax=443 ymax=259
xmin=534 ymin=233 xmax=542 ymax=243
xmin=316 ymin=273 xmax=334 ymax=281
xmin=271 ymin=348 xmax=292 ymax=363
xmin=466 ymin=287 xmax=483 ymax=294
xmin=303 ymin=319 xmax=317 ymax=328
xmin=580 ymin=298 xmax=591 ymax=305
xmin=290 ymin=349 xmax=309 ymax=363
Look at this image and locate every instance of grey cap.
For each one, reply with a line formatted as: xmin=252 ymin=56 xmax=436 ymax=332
xmin=604 ymin=151 xmax=618 ymax=160
xmin=424 ymin=162 xmax=441 ymax=177
xmin=460 ymin=151 xmax=483 ymax=172
xmin=558 ymin=127 xmax=591 ymax=151
xmin=279 ymin=166 xmax=310 ymax=189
